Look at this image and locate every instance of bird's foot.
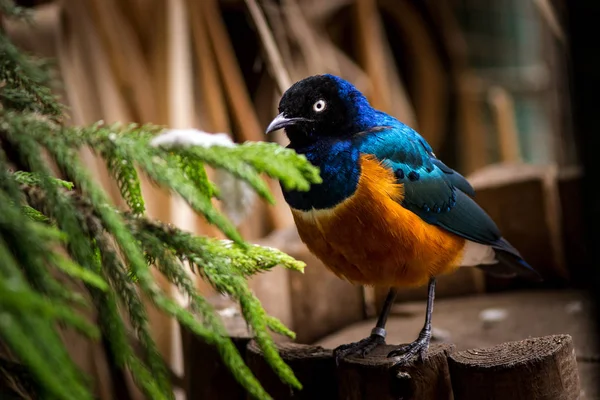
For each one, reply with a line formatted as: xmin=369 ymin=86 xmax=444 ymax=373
xmin=333 ymin=327 xmax=386 ymax=366
xmin=387 ymin=328 xmax=431 ymax=366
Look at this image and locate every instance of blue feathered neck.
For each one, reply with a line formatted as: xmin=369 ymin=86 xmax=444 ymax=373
xmin=282 ymin=75 xmax=400 ymax=210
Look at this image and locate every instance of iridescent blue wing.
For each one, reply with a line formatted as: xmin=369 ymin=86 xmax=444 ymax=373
xmin=358 ymin=123 xmax=540 ymax=280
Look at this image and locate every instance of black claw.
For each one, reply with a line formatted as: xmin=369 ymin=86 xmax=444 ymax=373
xmin=333 ymin=334 xmax=385 ymax=366
xmin=387 ymin=334 xmax=431 ymax=366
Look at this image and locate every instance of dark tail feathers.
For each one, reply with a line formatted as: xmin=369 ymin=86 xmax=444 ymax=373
xmin=476 ymin=238 xmax=543 ymax=282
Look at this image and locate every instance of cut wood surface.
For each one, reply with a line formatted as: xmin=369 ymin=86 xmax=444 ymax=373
xmin=337 ymin=343 xmax=454 ymax=400
xmin=449 ymin=334 xmax=580 ymax=400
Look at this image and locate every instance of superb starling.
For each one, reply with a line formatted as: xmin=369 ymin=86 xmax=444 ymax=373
xmin=265 ymin=74 xmax=541 ymax=366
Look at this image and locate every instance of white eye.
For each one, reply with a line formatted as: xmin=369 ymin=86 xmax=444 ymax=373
xmin=313 ymin=99 xmax=326 ymax=112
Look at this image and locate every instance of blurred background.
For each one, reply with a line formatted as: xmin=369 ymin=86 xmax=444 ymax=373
xmin=3 ymin=0 xmax=596 ymax=398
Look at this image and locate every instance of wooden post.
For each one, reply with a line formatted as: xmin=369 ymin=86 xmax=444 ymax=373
xmin=337 ymin=344 xmax=455 ymax=400
xmin=448 ymin=334 xmax=581 ymax=400
xmin=557 ymin=168 xmax=588 ymax=284
xmin=245 ymin=341 xmax=338 ymax=399
xmin=181 ymin=294 xmax=253 ymax=400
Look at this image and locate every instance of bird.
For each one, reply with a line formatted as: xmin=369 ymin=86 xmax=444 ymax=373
xmin=265 ymin=74 xmax=542 ymax=367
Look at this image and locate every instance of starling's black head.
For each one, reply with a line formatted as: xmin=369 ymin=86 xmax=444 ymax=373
xmin=266 ymin=74 xmax=374 ymax=146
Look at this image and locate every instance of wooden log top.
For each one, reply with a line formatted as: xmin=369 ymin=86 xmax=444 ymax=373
xmin=339 ymin=343 xmax=453 ymax=369
xmin=337 ymin=343 xmax=455 ymax=400
xmin=247 ymin=341 xmax=332 ymax=361
xmin=449 ymin=334 xmax=573 ymax=369
xmin=449 ymin=334 xmax=581 ymax=400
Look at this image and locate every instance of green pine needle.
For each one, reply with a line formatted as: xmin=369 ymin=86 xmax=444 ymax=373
xmin=0 ymin=277 xmax=99 ymax=339
xmin=265 ymin=316 xmax=296 ymax=340
xmin=104 ymin=145 xmax=146 ymax=216
xmin=12 ymin=170 xmax=74 ymax=190
xmin=21 ymin=205 xmax=52 ymax=224
xmin=50 ymin=253 xmax=109 ymax=291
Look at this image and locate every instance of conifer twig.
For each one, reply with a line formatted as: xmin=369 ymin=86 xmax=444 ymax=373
xmin=0 ymin=2 xmax=322 ymax=397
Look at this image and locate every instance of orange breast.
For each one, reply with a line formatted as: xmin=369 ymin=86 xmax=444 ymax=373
xmin=291 ymin=154 xmax=466 ymax=288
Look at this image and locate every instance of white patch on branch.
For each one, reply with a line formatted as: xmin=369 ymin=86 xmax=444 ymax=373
xmin=150 ymin=128 xmax=236 ymax=148
xmin=151 ymin=128 xmax=257 ymax=226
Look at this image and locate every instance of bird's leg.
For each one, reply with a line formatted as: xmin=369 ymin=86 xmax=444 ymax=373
xmin=387 ymin=277 xmax=436 ymax=365
xmin=333 ymin=287 xmax=398 ymax=365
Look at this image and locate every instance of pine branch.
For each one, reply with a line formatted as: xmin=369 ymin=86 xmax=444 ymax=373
xmin=48 ymin=148 xmax=291 ymax=399
xmin=129 ymin=215 xmax=304 ymax=278
xmin=179 ymin=141 xmax=322 ymax=192
xmin=92 ymin=232 xmax=172 ymax=398
xmin=0 ymin=35 xmax=63 ymax=120
xmin=129 ymin=216 xmax=302 ymax=387
xmin=103 ymin=141 xmax=146 ymax=216
xmin=134 ymin=231 xmax=275 ymax=399
xmin=13 ymin=171 xmax=74 ymax=190
xmin=1 ymin=114 xmax=315 ymax=397
xmin=0 ymin=11 xmax=323 ymax=398
xmin=21 ymin=180 xmax=172 ymax=399
xmin=0 ymin=204 xmax=94 ymax=400
xmin=1 ymin=164 xmax=91 ymax=307
xmin=1 ymin=111 xmax=320 ymax=242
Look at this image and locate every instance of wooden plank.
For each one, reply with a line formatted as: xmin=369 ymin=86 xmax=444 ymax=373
xmin=83 ymin=0 xmax=157 ymax=122
xmin=448 ymin=334 xmax=580 ymax=400
xmin=187 ymin=0 xmax=231 ymax=134
xmin=244 ymin=0 xmax=291 ymax=94
xmin=488 ymin=86 xmax=522 ymax=163
xmin=200 ymin=0 xmax=263 ymax=143
xmin=246 ymin=341 xmax=337 ymax=399
xmin=378 ymin=0 xmax=447 ymax=151
xmin=353 ymin=0 xmax=419 ymax=129
xmin=354 ymin=0 xmax=393 ymax=115
xmin=337 ymin=344 xmax=455 ymax=400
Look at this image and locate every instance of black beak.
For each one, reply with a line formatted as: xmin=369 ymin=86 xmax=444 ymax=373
xmin=265 ymin=113 xmax=310 ymax=134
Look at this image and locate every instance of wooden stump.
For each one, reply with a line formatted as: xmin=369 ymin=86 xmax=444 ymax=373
xmin=337 ymin=344 xmax=455 ymax=400
xmin=448 ymin=334 xmax=581 ymax=400
xmin=181 ymin=294 xmax=253 ymax=400
xmin=245 ymin=341 xmax=338 ymax=399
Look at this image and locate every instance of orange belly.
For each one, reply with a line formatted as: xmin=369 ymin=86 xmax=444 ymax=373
xmin=291 ymin=154 xmax=466 ymax=288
